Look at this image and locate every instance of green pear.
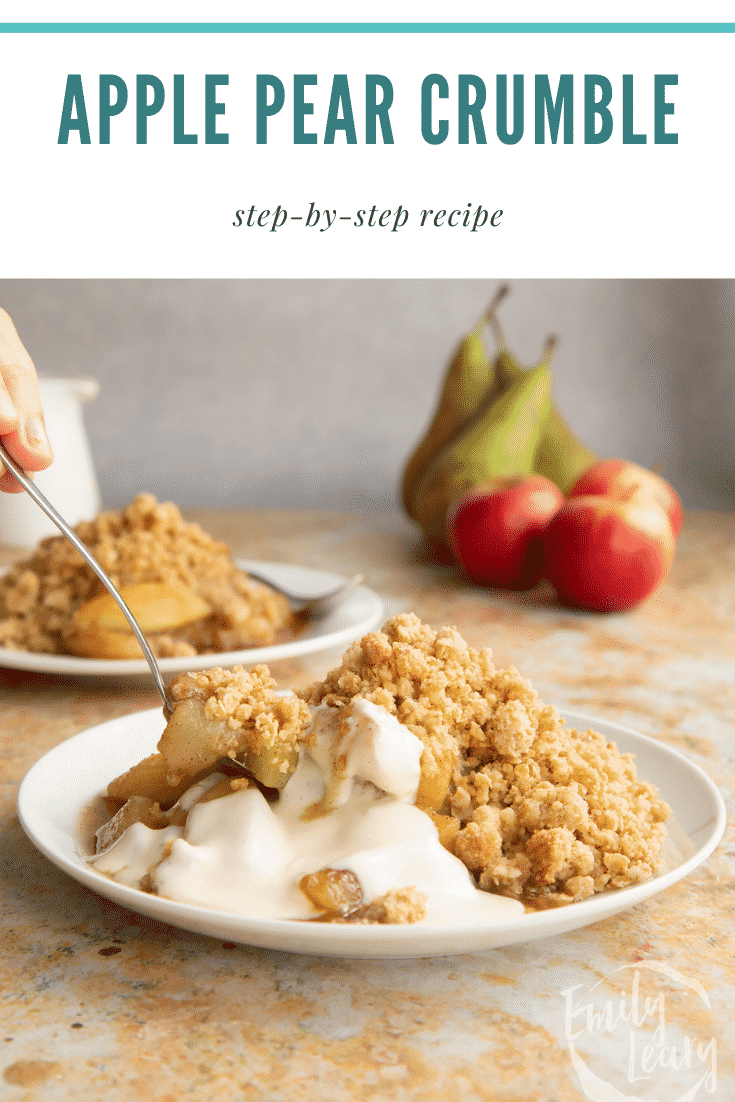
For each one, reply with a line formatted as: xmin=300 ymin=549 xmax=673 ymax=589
xmin=402 ymin=285 xmax=508 ymax=520
xmin=411 ymin=362 xmax=553 ymax=544
xmin=490 ymin=320 xmax=597 ymax=494
xmin=534 ymin=406 xmax=598 ymax=492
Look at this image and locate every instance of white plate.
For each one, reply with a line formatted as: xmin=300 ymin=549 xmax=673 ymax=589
xmin=17 ymin=707 xmax=726 ymax=959
xmin=0 ymin=561 xmax=384 ymax=678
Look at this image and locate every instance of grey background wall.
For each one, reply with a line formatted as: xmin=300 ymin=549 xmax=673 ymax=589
xmin=1 ymin=279 xmax=733 ymax=514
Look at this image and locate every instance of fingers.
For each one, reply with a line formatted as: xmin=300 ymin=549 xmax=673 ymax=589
xmin=0 ymin=308 xmax=54 ymax=492
xmin=0 ymin=462 xmax=32 ymax=494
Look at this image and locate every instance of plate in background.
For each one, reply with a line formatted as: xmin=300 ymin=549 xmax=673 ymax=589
xmin=0 ymin=560 xmax=384 ymax=677
xmin=17 ymin=708 xmax=726 ymax=959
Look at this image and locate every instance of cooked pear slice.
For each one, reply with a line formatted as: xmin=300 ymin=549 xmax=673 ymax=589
xmin=158 ymin=696 xmax=299 ymax=789
xmin=73 ymin=583 xmax=211 ymax=634
xmin=65 ymin=623 xmax=155 ymax=660
xmin=299 ymin=868 xmax=363 ymax=916
xmin=64 ymin=583 xmax=211 ymax=659
xmin=95 ymin=795 xmax=169 ymax=853
xmin=157 ymin=697 xmax=237 ymax=784
xmin=107 ymin=752 xmax=196 ymax=806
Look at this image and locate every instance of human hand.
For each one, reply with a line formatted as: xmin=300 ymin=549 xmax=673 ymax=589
xmin=0 ymin=308 xmax=54 ymax=492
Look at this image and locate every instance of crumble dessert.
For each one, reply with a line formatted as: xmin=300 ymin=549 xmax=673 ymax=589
xmin=299 ymin=613 xmax=671 ymax=906
xmin=89 ymin=613 xmax=671 ymax=923
xmin=0 ymin=493 xmax=293 ymax=657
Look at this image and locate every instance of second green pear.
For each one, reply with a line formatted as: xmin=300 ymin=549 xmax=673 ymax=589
xmin=494 ymin=340 xmax=597 ymax=494
xmin=412 ymin=362 xmax=553 ymax=544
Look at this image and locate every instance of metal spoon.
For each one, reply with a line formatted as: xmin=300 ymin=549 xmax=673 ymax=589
xmin=0 ymin=443 xmax=176 ymax=716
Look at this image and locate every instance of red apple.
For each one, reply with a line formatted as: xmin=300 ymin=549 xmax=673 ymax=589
xmin=447 ymin=474 xmax=564 ymax=590
xmin=542 ymin=494 xmax=676 ymax=613
xmin=569 ymin=459 xmax=683 ymax=538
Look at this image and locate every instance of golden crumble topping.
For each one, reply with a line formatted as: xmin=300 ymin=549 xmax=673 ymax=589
xmin=0 ymin=493 xmax=291 ymax=656
xmin=299 ymin=613 xmax=671 ymax=905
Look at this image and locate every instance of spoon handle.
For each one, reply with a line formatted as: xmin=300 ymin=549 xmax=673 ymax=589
xmin=0 ymin=444 xmax=173 ymax=713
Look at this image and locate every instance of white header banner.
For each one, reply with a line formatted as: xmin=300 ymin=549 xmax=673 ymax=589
xmin=1 ymin=20 xmax=732 ymax=277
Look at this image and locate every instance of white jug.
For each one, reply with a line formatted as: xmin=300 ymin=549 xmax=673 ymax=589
xmin=0 ymin=376 xmax=102 ymax=547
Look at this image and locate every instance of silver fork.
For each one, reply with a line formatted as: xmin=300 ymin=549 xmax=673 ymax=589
xmin=0 ymin=444 xmax=176 ymax=716
xmin=245 ymin=566 xmax=364 ymax=616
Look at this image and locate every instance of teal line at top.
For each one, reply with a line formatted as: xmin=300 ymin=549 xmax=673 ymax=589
xmin=0 ymin=22 xmax=733 ymax=33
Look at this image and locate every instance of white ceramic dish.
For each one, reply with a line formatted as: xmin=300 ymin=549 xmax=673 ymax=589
xmin=0 ymin=561 xmax=384 ymax=678
xmin=17 ymin=707 xmax=726 ymax=959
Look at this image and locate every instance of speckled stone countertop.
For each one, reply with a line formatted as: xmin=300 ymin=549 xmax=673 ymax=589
xmin=1 ymin=509 xmax=733 ymax=1101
